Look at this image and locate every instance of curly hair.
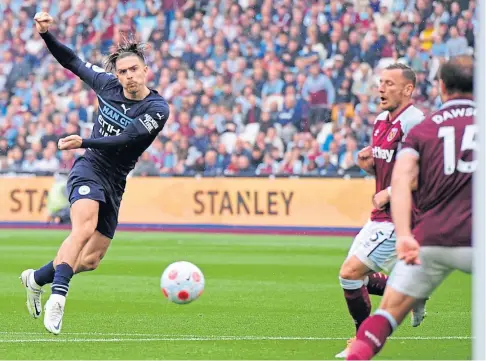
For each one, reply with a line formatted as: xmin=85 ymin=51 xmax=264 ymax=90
xmin=104 ymin=36 xmax=147 ymax=72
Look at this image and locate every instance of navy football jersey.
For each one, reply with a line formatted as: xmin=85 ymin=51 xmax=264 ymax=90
xmin=41 ymin=31 xmax=170 ymax=183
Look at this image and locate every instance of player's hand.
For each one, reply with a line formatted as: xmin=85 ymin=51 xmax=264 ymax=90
xmin=372 ymin=189 xmax=390 ymax=210
xmin=357 ymin=146 xmax=375 ymax=173
xmin=396 ymin=235 xmax=421 ymax=265
xmin=34 ymin=12 xmax=53 ymax=33
xmin=358 ymin=146 xmax=372 ymax=160
xmin=58 ymin=135 xmax=82 ymax=150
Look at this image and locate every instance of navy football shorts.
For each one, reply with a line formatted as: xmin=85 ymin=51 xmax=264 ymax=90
xmin=66 ymin=158 xmax=121 ymax=239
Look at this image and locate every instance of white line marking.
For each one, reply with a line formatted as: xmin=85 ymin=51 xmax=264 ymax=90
xmin=0 ymin=335 xmax=473 ymax=343
xmin=0 ymin=331 xmax=473 ymax=340
xmin=0 ymin=332 xmax=180 ymax=337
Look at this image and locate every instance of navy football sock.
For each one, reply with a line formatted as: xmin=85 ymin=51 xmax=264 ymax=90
xmin=33 ymin=261 xmax=55 ymax=287
xmin=51 ymin=263 xmax=74 ymax=297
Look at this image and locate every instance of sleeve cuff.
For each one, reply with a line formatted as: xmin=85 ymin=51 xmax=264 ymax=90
xmin=397 ymin=148 xmax=420 ymax=159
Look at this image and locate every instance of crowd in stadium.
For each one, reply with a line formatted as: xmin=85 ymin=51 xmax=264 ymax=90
xmin=0 ymin=0 xmax=477 ymax=177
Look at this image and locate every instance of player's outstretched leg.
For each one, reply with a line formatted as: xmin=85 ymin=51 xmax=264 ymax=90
xmin=20 ymin=261 xmax=55 ymax=318
xmin=346 ymin=287 xmax=417 ymax=360
xmin=44 ymin=199 xmax=99 ymax=335
xmin=336 ymin=256 xmax=375 ymax=358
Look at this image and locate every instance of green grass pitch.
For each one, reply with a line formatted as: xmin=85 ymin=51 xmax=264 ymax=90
xmin=0 ymin=230 xmax=471 ymax=359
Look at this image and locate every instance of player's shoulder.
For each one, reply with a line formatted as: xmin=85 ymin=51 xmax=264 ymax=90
xmin=403 ymin=106 xmax=443 ymax=143
xmin=400 ymin=105 xmax=425 ymax=121
xmin=144 ymin=89 xmax=167 ymax=104
xmin=148 ymin=90 xmax=170 ymax=112
xmin=83 ymin=61 xmax=119 ymax=89
xmin=103 ymin=76 xmax=121 ymax=90
xmin=138 ymin=90 xmax=170 ymax=119
xmin=397 ymin=105 xmax=425 ymax=133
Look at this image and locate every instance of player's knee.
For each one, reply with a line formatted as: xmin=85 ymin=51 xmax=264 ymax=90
xmin=339 ymin=263 xmax=364 ymax=281
xmin=340 ymin=254 xmax=373 ymax=280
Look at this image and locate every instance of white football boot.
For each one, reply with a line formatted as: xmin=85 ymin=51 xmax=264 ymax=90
xmin=44 ymin=294 xmax=66 ymax=335
xmin=335 ymin=337 xmax=356 ymax=358
xmin=411 ymin=298 xmax=428 ymax=327
xmin=20 ymin=269 xmax=43 ymax=319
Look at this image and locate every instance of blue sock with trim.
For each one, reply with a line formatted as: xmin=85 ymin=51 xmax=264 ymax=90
xmin=33 ymin=261 xmax=55 ymax=287
xmin=51 ymin=263 xmax=74 ymax=297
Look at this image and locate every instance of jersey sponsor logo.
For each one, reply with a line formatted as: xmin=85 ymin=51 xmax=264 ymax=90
xmin=96 ymin=98 xmax=130 ymax=136
xmin=100 ymin=105 xmax=130 ymax=128
xmin=372 ymin=146 xmax=395 ymax=163
xmin=121 ymin=104 xmax=131 ymax=115
xmin=432 ymin=107 xmax=476 ymax=125
xmin=156 ymin=112 xmax=165 ymax=120
xmin=387 ymin=128 xmax=398 ymax=142
xmin=139 ymin=114 xmax=159 ymax=134
xmin=97 ymin=115 xmax=122 ymax=136
xmin=78 ymin=185 xmax=91 ymax=195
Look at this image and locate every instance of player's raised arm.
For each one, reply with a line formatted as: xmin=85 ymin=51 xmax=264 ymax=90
xmin=58 ymin=106 xmax=170 ymax=151
xmin=34 ymin=12 xmax=114 ymax=92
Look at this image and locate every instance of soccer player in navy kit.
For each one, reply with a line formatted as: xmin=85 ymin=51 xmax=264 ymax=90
xmin=20 ymin=12 xmax=170 ymax=335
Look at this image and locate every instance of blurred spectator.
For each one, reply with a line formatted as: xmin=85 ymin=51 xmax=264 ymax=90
xmin=302 ymin=62 xmax=335 ymax=132
xmin=132 ymin=151 xmax=159 ymax=177
xmin=36 ymin=147 xmax=60 ymax=173
xmin=446 ymin=25 xmax=470 ymax=57
xmin=59 ymin=150 xmax=76 ymax=171
xmin=21 ymin=149 xmax=38 ymax=172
